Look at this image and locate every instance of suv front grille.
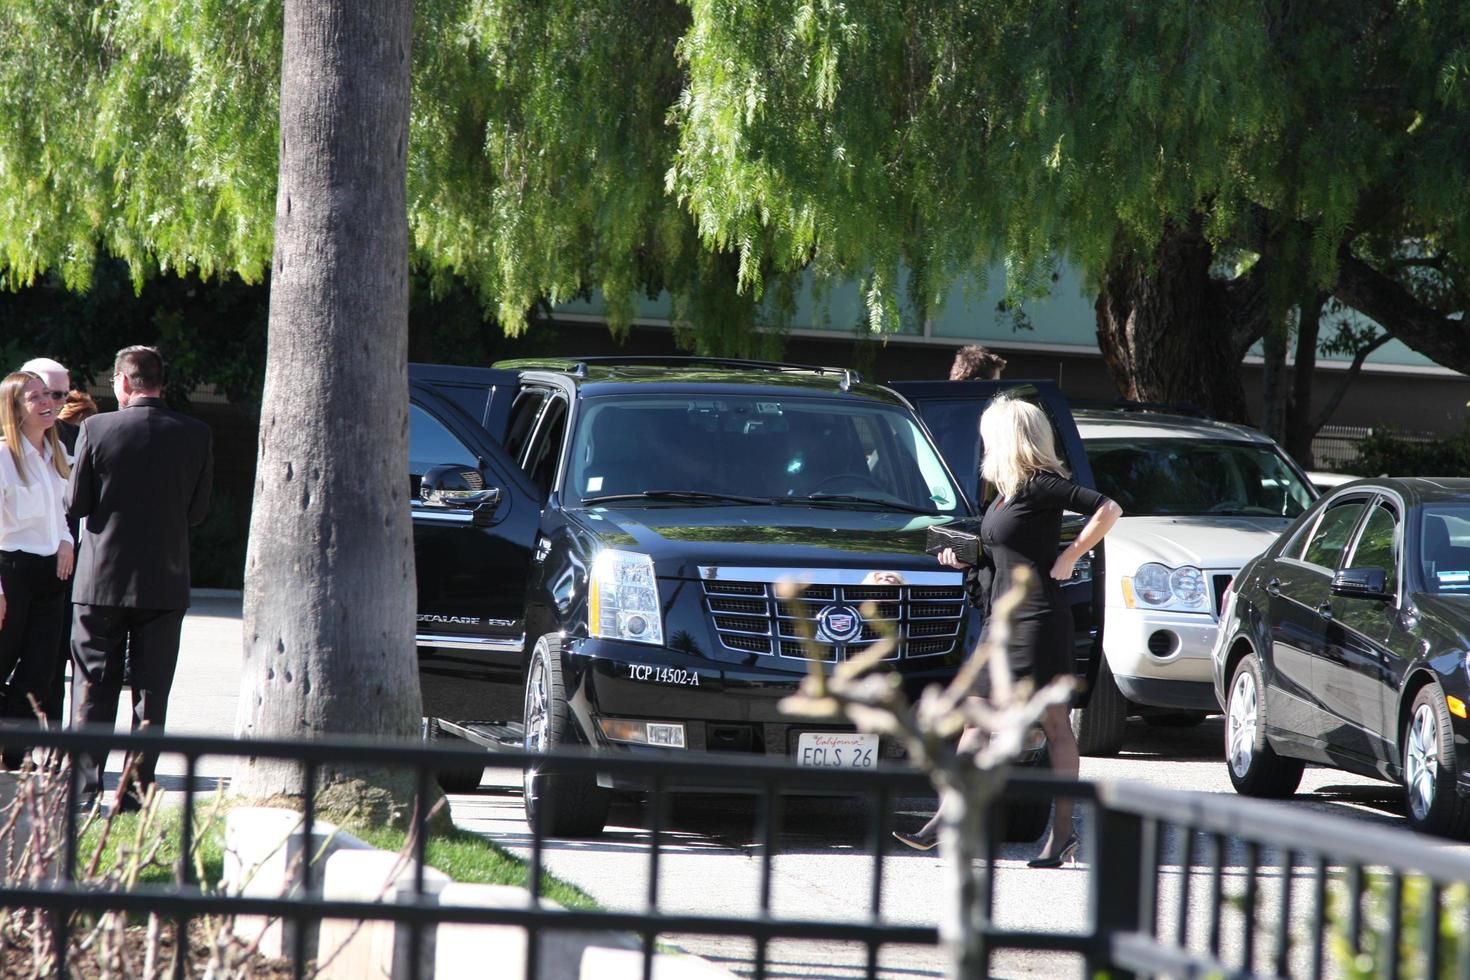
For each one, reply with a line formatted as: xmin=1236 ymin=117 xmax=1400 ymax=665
xmin=702 ymin=578 xmax=965 ymax=660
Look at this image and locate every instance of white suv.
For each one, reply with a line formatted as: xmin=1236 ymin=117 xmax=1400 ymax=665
xmin=1069 ymin=407 xmax=1318 ymax=755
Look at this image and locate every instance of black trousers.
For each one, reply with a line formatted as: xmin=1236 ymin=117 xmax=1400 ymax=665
xmin=0 ymin=550 xmax=69 ymax=764
xmin=71 ymin=604 xmax=185 ymax=798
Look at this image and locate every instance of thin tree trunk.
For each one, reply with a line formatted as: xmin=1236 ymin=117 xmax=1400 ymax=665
xmin=1261 ymin=320 xmax=1289 ymax=443
xmin=1283 ymin=293 xmax=1325 ymax=467
xmin=1095 ymin=222 xmax=1267 ymax=425
xmin=234 ymin=0 xmax=419 ymax=806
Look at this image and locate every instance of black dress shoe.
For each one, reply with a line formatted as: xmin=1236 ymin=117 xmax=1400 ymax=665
xmin=1026 ymin=833 xmax=1080 ymax=869
xmin=892 ymin=829 xmax=940 ymax=851
xmin=111 ymin=791 xmax=145 ymax=815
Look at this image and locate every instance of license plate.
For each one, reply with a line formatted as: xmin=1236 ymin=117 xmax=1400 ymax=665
xmin=796 ymin=732 xmax=879 ymax=769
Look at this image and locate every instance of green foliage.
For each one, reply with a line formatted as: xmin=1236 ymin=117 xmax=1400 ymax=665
xmin=671 ymin=0 xmax=1470 ymax=325
xmin=1333 ymin=872 xmax=1468 ymax=979
xmin=1349 ymin=427 xmax=1470 ymax=480
xmin=5 ymin=1 xmax=1470 ymax=348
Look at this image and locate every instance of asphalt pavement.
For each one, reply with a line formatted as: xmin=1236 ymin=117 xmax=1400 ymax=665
xmin=152 ymin=596 xmax=1456 ymax=978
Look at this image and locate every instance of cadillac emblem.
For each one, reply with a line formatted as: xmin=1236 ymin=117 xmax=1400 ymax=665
xmin=816 ymin=604 xmax=864 ymax=644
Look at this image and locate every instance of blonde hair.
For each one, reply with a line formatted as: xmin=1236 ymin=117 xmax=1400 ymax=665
xmin=979 ymin=395 xmax=1068 ymax=500
xmin=0 ymin=371 xmax=70 ymax=484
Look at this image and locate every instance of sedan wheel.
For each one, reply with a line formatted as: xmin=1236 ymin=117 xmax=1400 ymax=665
xmin=1224 ymin=654 xmax=1303 ymax=798
xmin=1227 ymin=670 xmax=1258 ymax=780
xmin=1405 ymin=702 xmax=1438 ymax=823
xmin=1401 ymin=685 xmax=1470 ymax=839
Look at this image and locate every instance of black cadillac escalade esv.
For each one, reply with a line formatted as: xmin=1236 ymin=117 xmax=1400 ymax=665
xmin=409 ymin=357 xmax=1098 ymax=836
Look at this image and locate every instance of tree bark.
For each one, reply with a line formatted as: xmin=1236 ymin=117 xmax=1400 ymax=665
xmin=1095 ymin=222 xmax=1269 ymax=425
xmin=1332 ymin=250 xmax=1470 ymax=372
xmin=1261 ymin=321 xmax=1289 ymax=443
xmin=1282 ymin=294 xmax=1325 ymax=467
xmin=234 ymin=0 xmax=419 ymax=807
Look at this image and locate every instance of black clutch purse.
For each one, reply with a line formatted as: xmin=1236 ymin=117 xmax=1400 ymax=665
xmin=925 ymin=518 xmax=986 ymax=568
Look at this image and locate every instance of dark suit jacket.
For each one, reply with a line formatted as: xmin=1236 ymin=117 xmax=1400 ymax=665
xmin=66 ymin=397 xmax=214 ymax=609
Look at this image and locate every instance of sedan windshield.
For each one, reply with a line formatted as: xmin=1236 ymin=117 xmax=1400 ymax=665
xmin=566 ymin=395 xmax=961 ymax=514
xmin=1086 ymin=438 xmax=1315 ymax=518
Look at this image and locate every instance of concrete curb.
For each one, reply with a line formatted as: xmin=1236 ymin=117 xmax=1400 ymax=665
xmin=222 ymin=807 xmax=373 ymax=959
xmin=223 ymin=806 xmax=737 ymax=979
xmin=191 ymin=587 xmax=244 ymax=600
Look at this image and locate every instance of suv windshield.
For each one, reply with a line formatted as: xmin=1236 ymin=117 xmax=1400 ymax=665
xmin=1086 ymin=438 xmax=1314 ymax=518
xmin=566 ymin=394 xmax=961 ymax=514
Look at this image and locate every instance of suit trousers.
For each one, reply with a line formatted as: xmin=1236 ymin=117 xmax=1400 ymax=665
xmin=0 ymin=550 xmax=68 ymax=767
xmin=71 ymin=604 xmax=185 ymax=798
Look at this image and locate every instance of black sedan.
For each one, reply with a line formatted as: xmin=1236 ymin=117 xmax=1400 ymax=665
xmin=1211 ymin=477 xmax=1470 ymax=837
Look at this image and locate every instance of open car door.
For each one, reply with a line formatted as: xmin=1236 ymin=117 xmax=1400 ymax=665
xmin=408 ymin=364 xmax=539 ymax=720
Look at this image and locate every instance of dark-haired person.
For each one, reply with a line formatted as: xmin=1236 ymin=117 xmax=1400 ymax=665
xmin=0 ymin=371 xmax=75 ymax=769
xmin=949 ymin=344 xmax=1007 ymax=381
xmin=67 ymin=346 xmax=213 ymax=812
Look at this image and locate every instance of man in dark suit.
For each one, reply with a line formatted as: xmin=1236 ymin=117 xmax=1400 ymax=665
xmin=67 ymin=346 xmax=213 ymax=809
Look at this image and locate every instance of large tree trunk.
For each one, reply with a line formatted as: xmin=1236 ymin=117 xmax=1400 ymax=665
xmin=1095 ymin=222 xmax=1268 ymax=425
xmin=234 ymin=0 xmax=419 ymax=810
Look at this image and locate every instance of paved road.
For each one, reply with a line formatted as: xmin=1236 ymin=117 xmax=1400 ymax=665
xmin=155 ymin=597 xmax=1453 ymax=978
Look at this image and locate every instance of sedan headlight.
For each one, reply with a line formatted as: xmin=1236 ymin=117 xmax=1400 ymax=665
xmin=589 ymin=550 xmax=665 ymax=646
xmin=1125 ymin=562 xmax=1209 ymax=612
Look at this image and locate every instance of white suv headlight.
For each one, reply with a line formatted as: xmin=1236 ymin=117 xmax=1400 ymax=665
xmin=1125 ymin=562 xmax=1209 ymax=612
xmin=589 ymin=550 xmax=665 ymax=646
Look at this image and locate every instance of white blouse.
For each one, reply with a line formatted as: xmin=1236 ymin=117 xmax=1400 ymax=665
xmin=0 ymin=437 xmax=72 ymax=577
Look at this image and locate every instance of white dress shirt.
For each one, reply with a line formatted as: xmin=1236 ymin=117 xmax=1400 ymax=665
xmin=0 ymin=437 xmax=73 ymax=592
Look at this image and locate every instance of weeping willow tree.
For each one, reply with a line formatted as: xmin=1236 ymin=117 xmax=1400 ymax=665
xmin=670 ymin=0 xmax=1470 ymax=421
xmin=5 ymin=0 xmax=1470 ymax=772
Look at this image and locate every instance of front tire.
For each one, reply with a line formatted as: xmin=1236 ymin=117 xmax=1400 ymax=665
xmin=522 ymin=634 xmax=610 ymax=837
xmin=1071 ymin=658 xmax=1127 ymax=757
xmin=1224 ymin=654 xmax=1303 ymax=798
xmin=1402 ymin=685 xmax=1470 ymax=839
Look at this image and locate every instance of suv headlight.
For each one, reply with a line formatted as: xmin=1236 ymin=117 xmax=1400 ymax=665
xmin=589 ymin=550 xmax=665 ymax=646
xmin=1125 ymin=562 xmax=1208 ymax=612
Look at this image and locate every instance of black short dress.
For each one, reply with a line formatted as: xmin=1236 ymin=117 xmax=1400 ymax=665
xmin=980 ymin=471 xmax=1110 ymax=688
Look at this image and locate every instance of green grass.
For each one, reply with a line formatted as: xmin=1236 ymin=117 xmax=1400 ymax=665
xmin=352 ymin=826 xmax=598 ymax=911
xmin=77 ymin=808 xmax=598 ymax=911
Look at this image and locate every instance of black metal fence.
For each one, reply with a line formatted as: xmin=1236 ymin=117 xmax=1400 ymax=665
xmin=0 ymin=726 xmax=1466 ymax=979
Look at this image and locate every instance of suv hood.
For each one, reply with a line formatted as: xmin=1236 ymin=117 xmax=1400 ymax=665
xmin=572 ymin=504 xmax=957 ymax=578
xmin=1107 ymin=515 xmax=1292 ymax=574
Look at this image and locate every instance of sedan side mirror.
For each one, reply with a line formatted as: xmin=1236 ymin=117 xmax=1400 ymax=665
xmin=1331 ymin=567 xmax=1394 ymax=601
xmin=420 ymin=464 xmax=502 ymax=527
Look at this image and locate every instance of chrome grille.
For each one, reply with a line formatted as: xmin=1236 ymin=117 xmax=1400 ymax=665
xmin=702 ymin=579 xmax=966 ymax=660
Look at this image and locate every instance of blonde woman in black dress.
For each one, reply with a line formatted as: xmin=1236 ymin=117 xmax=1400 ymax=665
xmin=898 ymin=394 xmax=1121 ymax=866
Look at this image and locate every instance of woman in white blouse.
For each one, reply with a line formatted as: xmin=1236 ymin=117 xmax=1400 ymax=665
xmin=0 ymin=370 xmax=74 ymax=764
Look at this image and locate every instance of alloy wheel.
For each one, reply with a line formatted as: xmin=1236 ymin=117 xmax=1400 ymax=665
xmin=523 ymin=656 xmax=550 ymax=801
xmin=1406 ymin=702 xmax=1439 ymax=822
xmin=1227 ymin=669 xmax=1258 ymax=779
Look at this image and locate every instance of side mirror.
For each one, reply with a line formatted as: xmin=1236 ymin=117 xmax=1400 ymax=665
xmin=1331 ymin=567 xmax=1393 ymax=601
xmin=420 ymin=464 xmax=501 ymax=527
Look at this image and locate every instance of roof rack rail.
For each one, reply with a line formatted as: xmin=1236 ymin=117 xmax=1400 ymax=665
xmin=1071 ymin=397 xmax=1213 ymax=420
xmin=560 ymin=356 xmax=863 ymax=386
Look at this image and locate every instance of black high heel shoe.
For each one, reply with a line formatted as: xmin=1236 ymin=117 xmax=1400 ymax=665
xmin=892 ymin=829 xmax=939 ymax=851
xmin=1026 ymin=832 xmax=1079 ymax=869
